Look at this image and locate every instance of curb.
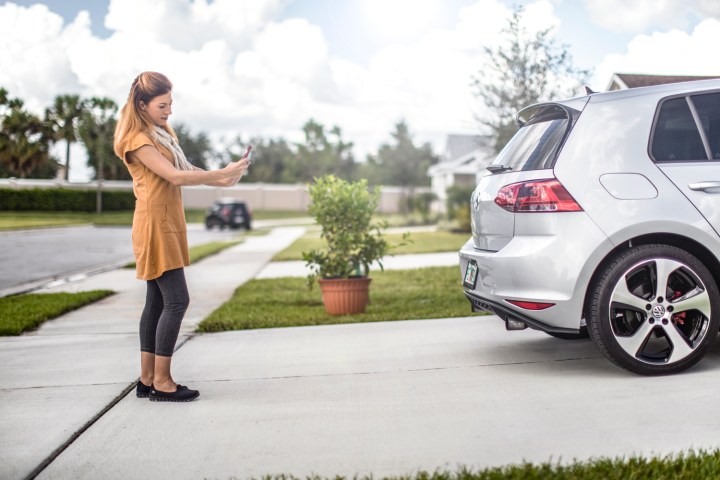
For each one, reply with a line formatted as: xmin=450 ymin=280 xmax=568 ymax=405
xmin=0 ymin=259 xmax=131 ymax=298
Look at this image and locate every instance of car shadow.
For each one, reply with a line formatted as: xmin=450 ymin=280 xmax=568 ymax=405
xmin=471 ymin=330 xmax=720 ymax=379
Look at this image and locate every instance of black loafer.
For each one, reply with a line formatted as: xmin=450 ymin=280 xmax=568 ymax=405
xmin=136 ymin=381 xmax=152 ymax=398
xmin=149 ymin=384 xmax=200 ymax=402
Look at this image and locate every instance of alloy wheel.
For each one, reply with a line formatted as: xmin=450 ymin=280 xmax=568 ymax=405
xmin=608 ymin=257 xmax=711 ymax=365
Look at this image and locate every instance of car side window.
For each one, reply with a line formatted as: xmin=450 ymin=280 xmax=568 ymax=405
xmin=689 ymin=92 xmax=720 ymax=160
xmin=651 ymin=97 xmax=708 ymax=162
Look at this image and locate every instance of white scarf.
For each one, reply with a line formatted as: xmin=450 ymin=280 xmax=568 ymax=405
xmin=151 ymin=125 xmax=195 ymax=171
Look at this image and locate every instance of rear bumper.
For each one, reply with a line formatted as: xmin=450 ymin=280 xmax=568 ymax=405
xmin=464 ymin=290 xmax=578 ymax=334
xmin=459 ymin=212 xmax=613 ymax=330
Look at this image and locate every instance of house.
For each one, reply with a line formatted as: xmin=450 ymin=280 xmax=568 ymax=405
xmin=607 ymin=73 xmax=720 ymax=91
xmin=427 ymin=134 xmax=494 ymax=213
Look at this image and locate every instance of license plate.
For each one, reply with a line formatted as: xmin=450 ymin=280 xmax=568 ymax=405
xmin=463 ymin=260 xmax=478 ymax=289
xmin=234 ymin=216 xmax=243 ymax=222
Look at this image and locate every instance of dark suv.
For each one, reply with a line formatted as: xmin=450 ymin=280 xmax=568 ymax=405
xmin=204 ymin=199 xmax=252 ymax=230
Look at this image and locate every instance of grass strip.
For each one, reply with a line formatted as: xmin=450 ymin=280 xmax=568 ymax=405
xmin=198 ymin=266 xmax=476 ymax=332
xmin=272 ymin=231 xmax=469 ymax=261
xmin=0 ymin=209 xmax=311 ymax=230
xmin=0 ymin=290 xmax=114 ymax=336
xmin=244 ymin=449 xmax=720 ymax=480
xmin=125 ymin=238 xmax=245 ymax=269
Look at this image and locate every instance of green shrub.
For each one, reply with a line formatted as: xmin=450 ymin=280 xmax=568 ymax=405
xmin=0 ymin=188 xmax=134 ymax=212
xmin=446 ymin=185 xmax=474 ymax=232
xmin=302 ymin=175 xmax=404 ymax=285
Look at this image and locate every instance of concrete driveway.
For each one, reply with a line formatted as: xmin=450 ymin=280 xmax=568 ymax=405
xmin=33 ymin=317 xmax=720 ymax=479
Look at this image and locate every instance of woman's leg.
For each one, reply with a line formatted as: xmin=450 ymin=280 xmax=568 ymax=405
xmin=140 ymin=352 xmax=156 ymax=386
xmin=151 ymin=268 xmax=190 ymax=392
xmin=139 ymin=279 xmax=163 ymax=385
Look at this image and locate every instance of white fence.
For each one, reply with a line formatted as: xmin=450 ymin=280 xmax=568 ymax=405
xmin=0 ymin=179 xmax=429 ymax=214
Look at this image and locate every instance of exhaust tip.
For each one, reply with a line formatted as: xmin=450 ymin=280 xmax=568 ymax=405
xmin=505 ymin=318 xmax=528 ymax=331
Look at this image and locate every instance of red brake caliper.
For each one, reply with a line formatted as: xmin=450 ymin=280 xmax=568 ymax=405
xmin=670 ymin=290 xmax=685 ymax=325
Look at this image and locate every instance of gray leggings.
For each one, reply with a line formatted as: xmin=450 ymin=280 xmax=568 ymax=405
xmin=139 ymin=268 xmax=190 ymax=357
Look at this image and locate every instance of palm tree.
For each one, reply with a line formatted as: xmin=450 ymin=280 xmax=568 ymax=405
xmin=46 ymin=94 xmax=84 ymax=181
xmin=0 ymin=93 xmax=55 ymax=178
xmin=0 ymin=110 xmax=54 ymax=178
xmin=78 ymin=97 xmax=118 ymax=214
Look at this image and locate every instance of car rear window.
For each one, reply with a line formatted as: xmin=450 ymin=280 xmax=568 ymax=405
xmin=651 ymin=92 xmax=720 ymax=162
xmin=490 ymin=107 xmax=573 ymax=172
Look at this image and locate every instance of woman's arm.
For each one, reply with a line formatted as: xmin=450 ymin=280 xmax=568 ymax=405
xmin=192 ymin=166 xmax=243 ymax=187
xmin=129 ymin=145 xmax=248 ymax=187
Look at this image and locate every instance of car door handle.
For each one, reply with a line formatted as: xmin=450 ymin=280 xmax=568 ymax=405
xmin=689 ymin=182 xmax=720 ymax=192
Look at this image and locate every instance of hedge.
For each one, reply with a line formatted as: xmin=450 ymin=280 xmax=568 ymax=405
xmin=0 ymin=188 xmax=135 ymax=212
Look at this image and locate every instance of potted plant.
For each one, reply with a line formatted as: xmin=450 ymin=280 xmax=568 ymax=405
xmin=303 ymin=175 xmax=394 ymax=315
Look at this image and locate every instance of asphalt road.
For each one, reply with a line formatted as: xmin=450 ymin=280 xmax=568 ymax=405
xmin=0 ymin=224 xmax=240 ymax=295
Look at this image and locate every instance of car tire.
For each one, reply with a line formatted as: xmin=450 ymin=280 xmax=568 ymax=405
xmin=588 ymin=244 xmax=719 ymax=375
xmin=205 ymin=218 xmax=221 ymax=230
xmin=546 ymin=327 xmax=589 ymax=340
xmin=244 ymin=221 xmax=252 ymax=231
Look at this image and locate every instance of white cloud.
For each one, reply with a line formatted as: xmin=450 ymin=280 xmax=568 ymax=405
xmin=585 ymin=0 xmax=720 ymax=32
xmin=0 ymin=3 xmax=86 ymax=111
xmin=104 ymin=0 xmax=283 ymax=50
xmin=594 ymin=18 xmax=720 ymax=89
xmin=0 ymin=0 xmax=568 ymax=180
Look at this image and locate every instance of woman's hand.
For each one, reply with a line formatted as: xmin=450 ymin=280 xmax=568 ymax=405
xmin=223 ymin=158 xmax=249 ymax=179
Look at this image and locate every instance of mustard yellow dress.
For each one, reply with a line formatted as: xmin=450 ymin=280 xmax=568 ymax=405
xmin=120 ymin=131 xmax=190 ymax=281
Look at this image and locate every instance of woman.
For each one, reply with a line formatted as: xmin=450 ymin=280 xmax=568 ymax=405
xmin=113 ymin=71 xmax=248 ymax=402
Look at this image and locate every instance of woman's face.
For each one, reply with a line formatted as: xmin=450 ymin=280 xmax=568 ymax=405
xmin=141 ymin=92 xmax=173 ymax=127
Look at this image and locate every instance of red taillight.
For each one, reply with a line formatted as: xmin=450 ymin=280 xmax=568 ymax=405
xmin=494 ymin=179 xmax=582 ymax=212
xmin=506 ymin=300 xmax=555 ymax=310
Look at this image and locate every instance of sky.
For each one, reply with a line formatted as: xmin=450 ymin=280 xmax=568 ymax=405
xmin=1 ymin=0 xmax=720 ymax=182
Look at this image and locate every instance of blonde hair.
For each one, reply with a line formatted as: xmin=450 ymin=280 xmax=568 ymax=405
xmin=113 ymin=71 xmax=177 ymax=161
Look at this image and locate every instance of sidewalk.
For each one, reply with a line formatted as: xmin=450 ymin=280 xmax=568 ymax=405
xmin=256 ymin=251 xmax=458 ymax=279
xmin=0 ymin=227 xmax=307 ymax=480
xmin=0 ymin=227 xmax=461 ymax=480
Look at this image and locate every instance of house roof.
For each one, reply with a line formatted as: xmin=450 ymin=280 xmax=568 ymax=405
xmin=429 ymin=136 xmax=495 ymax=176
xmin=442 ymin=134 xmax=492 ymax=162
xmin=607 ymin=73 xmax=720 ymax=91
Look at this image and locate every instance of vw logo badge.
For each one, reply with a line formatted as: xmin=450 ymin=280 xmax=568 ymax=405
xmin=472 ymin=193 xmax=481 ymax=212
xmin=652 ymin=305 xmax=665 ymax=318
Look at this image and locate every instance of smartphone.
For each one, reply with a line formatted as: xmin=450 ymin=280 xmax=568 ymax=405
xmin=243 ymin=145 xmax=254 ymax=164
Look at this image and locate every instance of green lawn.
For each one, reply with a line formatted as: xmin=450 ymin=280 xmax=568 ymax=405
xmin=197 ymin=266 xmax=475 ymax=332
xmin=252 ymin=449 xmax=720 ymax=480
xmin=0 ymin=209 xmax=310 ymax=230
xmin=0 ymin=211 xmax=133 ymax=229
xmin=125 ymin=238 xmax=245 ymax=269
xmin=0 ymin=290 xmax=114 ymax=336
xmin=272 ymin=230 xmax=469 ymax=261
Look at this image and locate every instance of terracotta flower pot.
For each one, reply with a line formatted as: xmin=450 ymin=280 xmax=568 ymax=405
xmin=318 ymin=277 xmax=372 ymax=315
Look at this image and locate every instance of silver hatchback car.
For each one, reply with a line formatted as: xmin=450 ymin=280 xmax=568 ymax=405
xmin=459 ymin=79 xmax=720 ymax=375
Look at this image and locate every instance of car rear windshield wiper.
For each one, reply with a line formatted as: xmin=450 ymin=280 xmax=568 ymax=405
xmin=486 ymin=165 xmax=513 ymax=173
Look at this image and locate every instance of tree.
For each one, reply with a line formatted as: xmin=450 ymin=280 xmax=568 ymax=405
xmin=472 ymin=6 xmax=591 ymax=152
xmin=46 ymin=94 xmax=85 ymax=181
xmin=174 ymin=123 xmax=212 ymax=170
xmin=79 ymin=97 xmax=122 ymax=181
xmin=228 ymin=136 xmax=296 ymax=184
xmin=78 ymin=97 xmax=119 ymax=214
xmin=361 ymin=120 xmax=438 ymax=212
xmin=296 ymin=119 xmax=355 ymax=181
xmin=365 ymin=120 xmax=437 ymax=187
xmin=0 ymin=88 xmax=56 ymax=178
